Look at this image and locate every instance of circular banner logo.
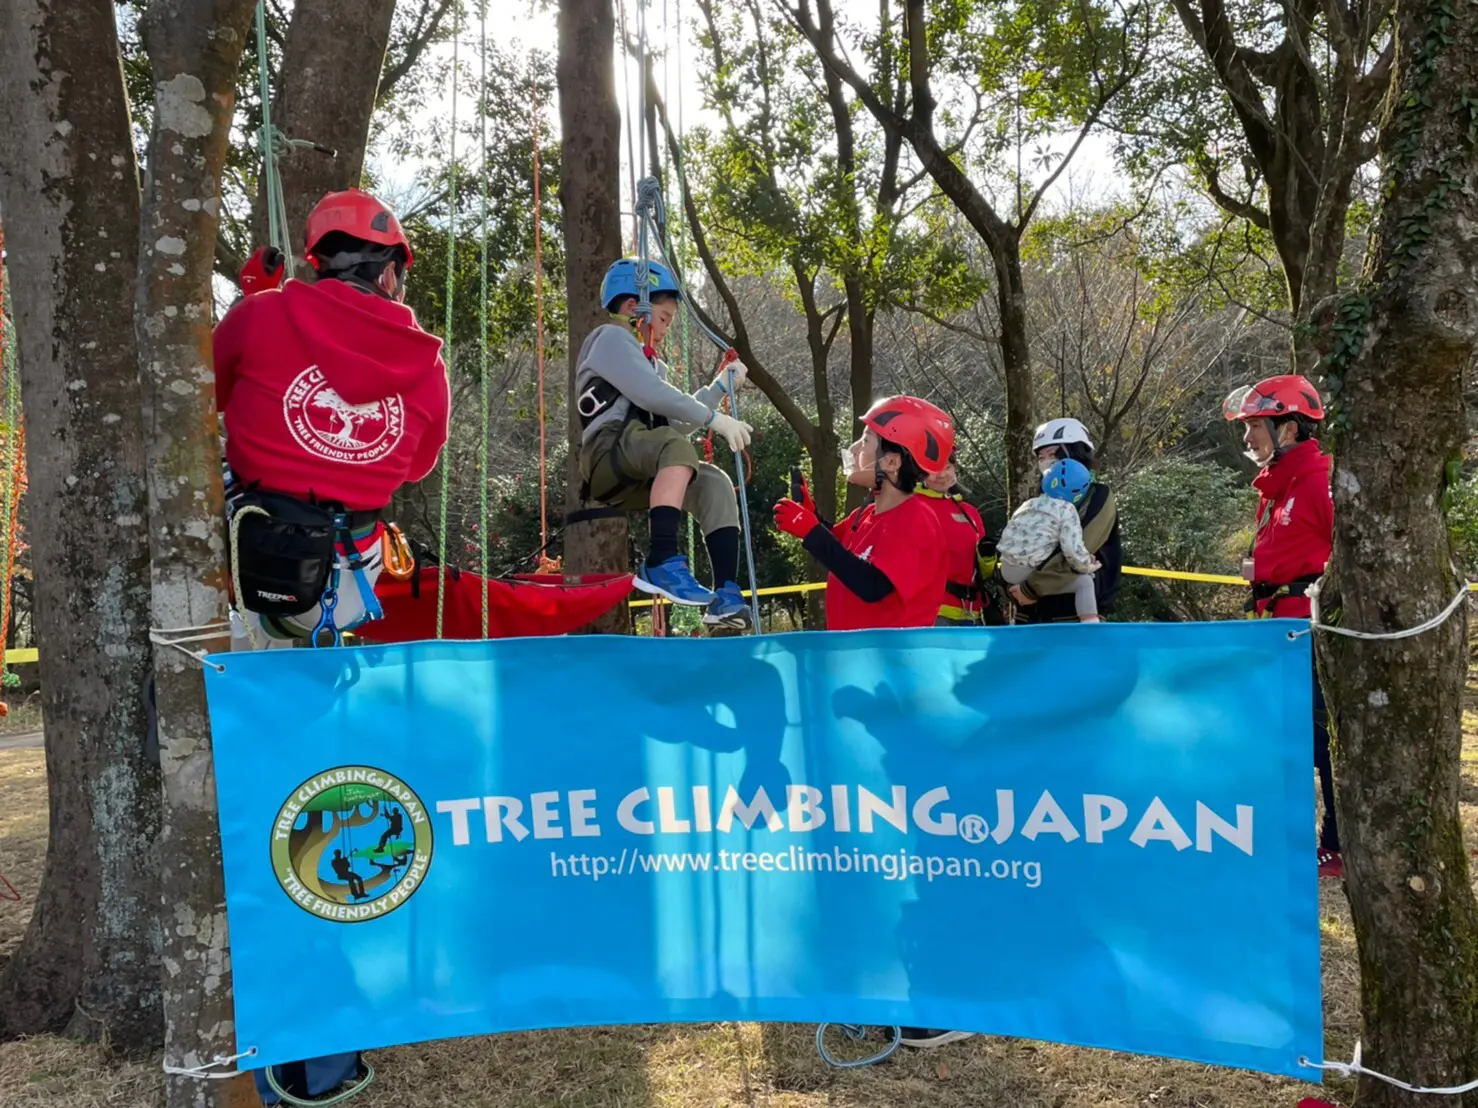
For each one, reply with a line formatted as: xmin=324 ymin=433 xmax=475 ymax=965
xmin=282 ymin=366 xmax=405 ymax=465
xmin=270 ymin=766 xmax=433 ymax=923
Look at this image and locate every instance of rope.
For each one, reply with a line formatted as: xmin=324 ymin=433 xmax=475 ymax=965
xmin=162 ymin=1046 xmax=258 ymax=1080
xmin=1302 ymin=1044 xmax=1478 ymax=1095
xmin=254 ymin=1 xmax=295 ymax=280
xmin=531 ymin=55 xmax=552 ymax=570
xmin=263 ymin=1060 xmax=375 ymax=1107
xmin=150 ymin=625 xmax=231 ymax=673
xmin=436 ymin=5 xmax=462 ymax=640
xmin=478 ymin=9 xmax=491 ymax=640
xmin=815 ymin=1023 xmax=902 ymax=1068
xmin=0 ymin=227 xmax=19 ymax=692
xmin=1301 ymin=578 xmax=1472 ymax=642
xmin=617 ymin=0 xmax=640 ymax=253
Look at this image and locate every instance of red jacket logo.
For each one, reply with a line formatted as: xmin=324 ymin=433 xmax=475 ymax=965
xmin=283 ymin=367 xmax=405 ymax=466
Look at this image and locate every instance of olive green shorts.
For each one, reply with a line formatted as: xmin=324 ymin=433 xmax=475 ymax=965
xmin=579 ymin=421 xmax=739 ymax=534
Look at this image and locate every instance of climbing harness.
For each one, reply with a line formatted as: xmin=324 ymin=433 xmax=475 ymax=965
xmin=225 ymin=491 xmax=382 ymax=650
xmin=630 ymin=177 xmax=762 ymax=632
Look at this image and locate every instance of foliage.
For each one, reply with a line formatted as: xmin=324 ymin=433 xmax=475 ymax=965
xmin=1114 ymin=457 xmax=1256 ymax=620
xmin=1447 ymin=469 xmax=1478 ymax=578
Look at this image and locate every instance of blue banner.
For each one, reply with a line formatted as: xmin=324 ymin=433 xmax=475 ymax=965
xmin=204 ymin=621 xmax=1322 ymax=1078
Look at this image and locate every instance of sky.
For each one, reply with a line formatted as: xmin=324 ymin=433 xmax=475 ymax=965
xmin=366 ymin=0 xmax=1127 ymax=234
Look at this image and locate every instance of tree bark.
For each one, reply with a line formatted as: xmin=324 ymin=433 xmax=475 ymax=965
xmin=135 ymin=1 xmax=259 ymax=1103
xmin=0 ymin=0 xmax=162 ymax=1054
xmin=1320 ymin=0 xmax=1478 ymax=1100
xmin=995 ymin=239 xmax=1037 ymax=508
xmin=559 ymin=0 xmax=631 ymax=633
xmin=1170 ymin=0 xmax=1392 ymax=364
xmin=251 ymin=0 xmax=397 ymax=268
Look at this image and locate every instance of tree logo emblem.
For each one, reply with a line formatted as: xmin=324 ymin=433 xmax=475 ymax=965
xmin=270 ymin=766 xmax=434 ymax=923
xmin=283 ymin=366 xmax=405 ymax=466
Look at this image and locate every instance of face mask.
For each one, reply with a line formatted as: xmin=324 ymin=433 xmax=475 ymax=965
xmin=1037 ymin=457 xmax=1056 ymax=475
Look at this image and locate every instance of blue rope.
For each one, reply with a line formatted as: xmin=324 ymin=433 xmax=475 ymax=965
xmin=815 ymin=1024 xmax=902 ymax=1068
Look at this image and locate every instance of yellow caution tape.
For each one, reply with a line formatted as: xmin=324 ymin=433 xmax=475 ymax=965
xmin=0 ymin=567 xmax=1296 ymax=659
xmin=1121 ymin=566 xmax=1247 ymax=586
xmin=630 ymin=565 xmax=1251 ymax=609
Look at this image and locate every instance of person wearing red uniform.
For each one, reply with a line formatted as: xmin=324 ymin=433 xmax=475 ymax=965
xmin=917 ymin=459 xmax=994 ymax=625
xmin=214 ymin=188 xmax=450 ymax=645
xmin=773 ymin=396 xmax=952 ymax=631
xmin=1223 ymin=374 xmax=1339 ymax=877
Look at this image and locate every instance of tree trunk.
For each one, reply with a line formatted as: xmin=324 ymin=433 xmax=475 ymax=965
xmin=1320 ymin=0 xmax=1478 ymax=1100
xmin=996 ymin=238 xmax=1036 ymax=510
xmin=135 ymin=1 xmax=259 ymax=1103
xmin=0 ymin=0 xmax=162 ymax=1054
xmin=559 ymin=0 xmax=631 ymax=633
xmin=251 ymin=0 xmax=397 ymax=269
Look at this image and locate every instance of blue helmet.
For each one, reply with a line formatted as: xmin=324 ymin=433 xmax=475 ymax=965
xmin=600 ymin=257 xmax=681 ymax=311
xmin=1042 ymin=458 xmax=1092 ymax=504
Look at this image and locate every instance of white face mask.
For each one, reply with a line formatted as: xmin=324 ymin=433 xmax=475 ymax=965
xmin=1037 ymin=457 xmax=1056 ymax=475
xmin=842 ymin=437 xmax=870 ymax=478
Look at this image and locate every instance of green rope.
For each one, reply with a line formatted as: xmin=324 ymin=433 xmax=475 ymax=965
xmin=478 ymin=8 xmax=491 ymax=639
xmin=669 ymin=0 xmax=695 ymax=566
xmin=254 ymin=1 xmax=294 ymax=278
xmin=436 ymin=8 xmax=461 ymax=639
xmin=264 ymin=1060 xmax=375 ymax=1107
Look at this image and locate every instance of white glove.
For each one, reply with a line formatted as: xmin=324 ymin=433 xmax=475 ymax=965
xmin=708 ymin=411 xmax=753 ymax=452
xmin=715 ymin=361 xmax=749 ymax=392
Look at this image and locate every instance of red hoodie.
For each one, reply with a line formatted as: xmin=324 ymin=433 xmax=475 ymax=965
xmin=213 ymin=280 xmax=449 ymax=511
xmin=1250 ymin=438 xmax=1333 ymax=618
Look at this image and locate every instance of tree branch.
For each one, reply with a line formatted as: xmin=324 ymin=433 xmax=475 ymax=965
xmin=378 ymin=0 xmax=454 ymax=104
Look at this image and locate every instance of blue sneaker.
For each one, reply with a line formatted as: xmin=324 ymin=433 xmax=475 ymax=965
xmin=703 ymin=582 xmax=754 ymax=631
xmin=635 ymin=555 xmax=715 ymax=606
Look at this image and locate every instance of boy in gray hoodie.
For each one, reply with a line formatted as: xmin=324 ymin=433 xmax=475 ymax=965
xmin=575 ymin=257 xmax=753 ymax=629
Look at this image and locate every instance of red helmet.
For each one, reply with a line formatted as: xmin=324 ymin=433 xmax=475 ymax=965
xmin=861 ymin=396 xmax=955 ymax=474
xmin=1223 ymin=375 xmax=1324 ymax=422
xmin=304 ymin=188 xmax=413 ymax=269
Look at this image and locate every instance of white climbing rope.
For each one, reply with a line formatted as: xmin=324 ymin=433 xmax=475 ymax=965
xmin=1294 ymin=578 xmax=1473 ymax=642
xmin=1302 ymin=1042 xmax=1478 ymax=1095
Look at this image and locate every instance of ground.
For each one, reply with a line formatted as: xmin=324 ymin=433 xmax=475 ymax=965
xmin=16 ymin=686 xmax=1469 ymax=1108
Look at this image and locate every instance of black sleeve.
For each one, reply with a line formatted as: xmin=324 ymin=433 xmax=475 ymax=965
xmin=802 ymin=526 xmax=896 ymax=603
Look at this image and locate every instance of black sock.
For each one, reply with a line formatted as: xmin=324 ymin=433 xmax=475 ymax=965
xmin=706 ymin=526 xmax=739 ymax=587
xmin=647 ymin=506 xmax=683 ymax=566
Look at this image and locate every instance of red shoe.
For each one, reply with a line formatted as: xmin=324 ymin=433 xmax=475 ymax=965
xmin=1318 ymin=849 xmax=1344 ymax=879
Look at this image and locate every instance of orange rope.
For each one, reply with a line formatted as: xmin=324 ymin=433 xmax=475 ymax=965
xmin=0 ymin=223 xmax=19 ymax=710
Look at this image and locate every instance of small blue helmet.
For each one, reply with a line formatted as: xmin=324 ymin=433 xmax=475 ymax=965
xmin=600 ymin=257 xmax=681 ymax=311
xmin=1042 ymin=458 xmax=1092 ymax=504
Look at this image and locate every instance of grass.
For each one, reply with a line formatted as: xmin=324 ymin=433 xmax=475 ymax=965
xmin=0 ymin=694 xmax=43 ymax=736
xmin=2 ymin=707 xmax=1434 ymax=1108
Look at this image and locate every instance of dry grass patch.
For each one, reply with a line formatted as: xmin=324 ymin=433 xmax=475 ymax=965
xmin=7 ymin=708 xmax=1457 ymax=1108
xmin=0 ymin=749 xmax=45 ymax=967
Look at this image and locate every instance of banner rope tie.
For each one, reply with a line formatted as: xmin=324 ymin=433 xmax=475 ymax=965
xmin=162 ymin=1046 xmax=258 ymax=1080
xmin=1294 ymin=579 xmax=1473 ymax=642
xmin=149 ymin=624 xmax=231 ymax=673
xmin=815 ymin=1023 xmax=902 ymax=1068
xmin=1301 ymin=1043 xmax=1478 ymax=1095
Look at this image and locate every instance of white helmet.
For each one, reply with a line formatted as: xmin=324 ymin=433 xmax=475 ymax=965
xmin=1032 ymin=417 xmax=1093 ymax=453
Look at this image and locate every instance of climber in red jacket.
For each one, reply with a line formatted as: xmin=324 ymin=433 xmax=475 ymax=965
xmin=214 ymin=188 xmax=450 ymax=645
xmin=1224 ymin=374 xmax=1339 ymax=878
